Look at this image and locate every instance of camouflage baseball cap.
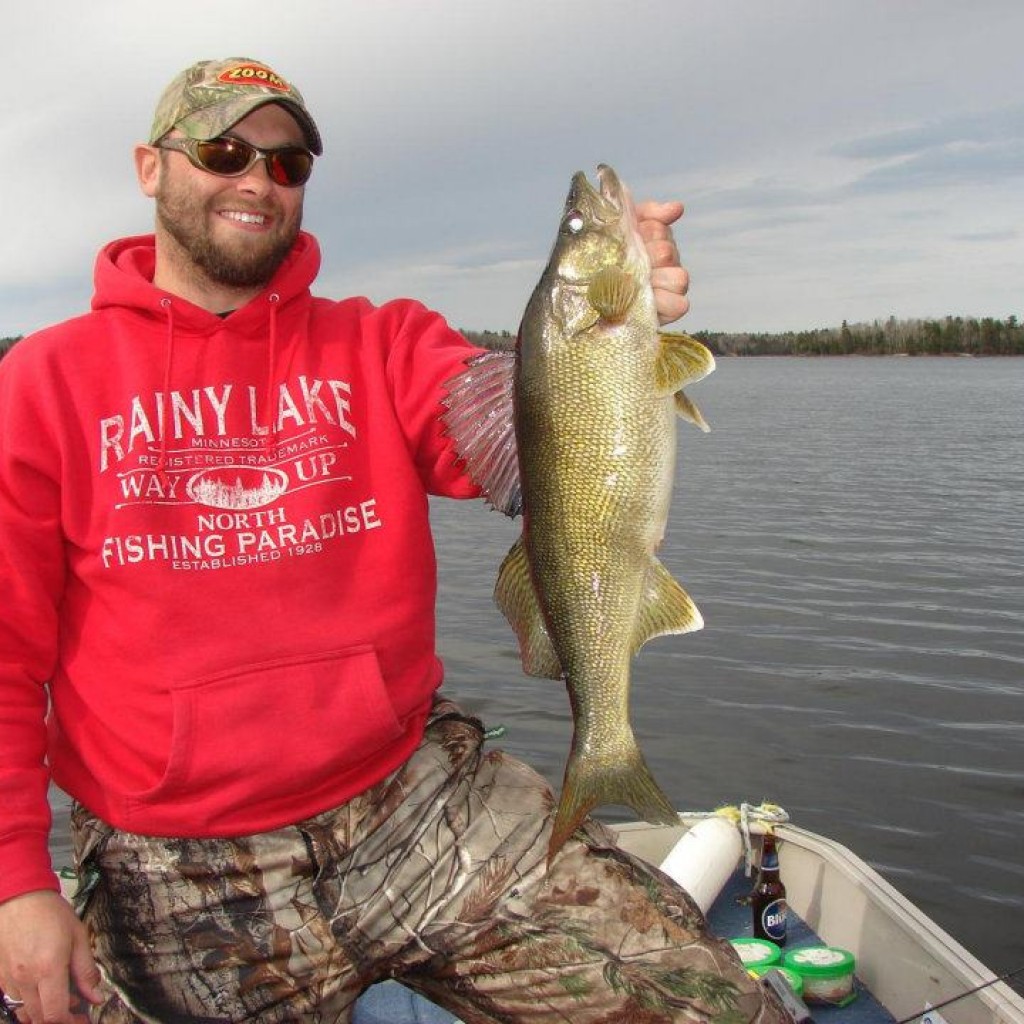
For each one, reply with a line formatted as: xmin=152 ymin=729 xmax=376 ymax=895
xmin=149 ymin=58 xmax=322 ymax=155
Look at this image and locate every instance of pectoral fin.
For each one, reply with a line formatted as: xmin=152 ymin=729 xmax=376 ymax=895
xmin=631 ymin=558 xmax=704 ymax=654
xmin=495 ymin=537 xmax=563 ymax=679
xmin=587 ymin=267 xmax=641 ymax=322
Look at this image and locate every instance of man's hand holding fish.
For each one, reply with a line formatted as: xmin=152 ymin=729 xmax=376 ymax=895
xmin=635 ymin=198 xmax=692 ymax=324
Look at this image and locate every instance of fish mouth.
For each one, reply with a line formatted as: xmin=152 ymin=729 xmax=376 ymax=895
xmin=598 ymin=164 xmax=641 ymax=234
xmin=596 ymin=164 xmax=625 ymax=205
xmin=569 ymin=165 xmax=623 ymax=225
xmin=574 ymin=164 xmax=646 ymax=268
xmin=554 ymin=164 xmax=648 ymax=285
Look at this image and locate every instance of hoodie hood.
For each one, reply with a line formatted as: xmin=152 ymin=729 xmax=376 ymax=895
xmin=91 ymin=230 xmax=322 ymax=332
xmin=89 ymin=231 xmax=322 ymax=469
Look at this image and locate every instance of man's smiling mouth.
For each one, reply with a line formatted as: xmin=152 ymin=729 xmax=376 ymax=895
xmin=221 ymin=211 xmax=268 ymax=226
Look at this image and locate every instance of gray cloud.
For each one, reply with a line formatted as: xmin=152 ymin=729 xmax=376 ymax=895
xmin=951 ymin=229 xmax=1019 ymax=243
xmin=828 ymin=103 xmax=1024 ymax=200
xmin=3 ymin=0 xmax=1024 ymax=335
xmin=832 ymin=104 xmax=1024 ymax=161
xmin=844 ymin=138 xmax=1024 ymax=195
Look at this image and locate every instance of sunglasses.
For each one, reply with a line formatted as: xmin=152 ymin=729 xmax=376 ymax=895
xmin=156 ymin=136 xmax=314 ymax=187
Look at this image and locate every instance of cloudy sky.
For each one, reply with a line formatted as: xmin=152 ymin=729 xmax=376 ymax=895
xmin=5 ymin=0 xmax=1023 ymax=336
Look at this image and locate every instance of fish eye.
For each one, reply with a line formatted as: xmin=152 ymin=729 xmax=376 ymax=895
xmin=564 ymin=211 xmax=585 ymax=234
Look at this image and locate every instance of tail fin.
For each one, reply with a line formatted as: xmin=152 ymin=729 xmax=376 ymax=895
xmin=547 ymin=736 xmax=678 ymax=863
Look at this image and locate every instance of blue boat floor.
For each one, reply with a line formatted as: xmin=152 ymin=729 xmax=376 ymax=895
xmin=351 ymin=868 xmax=895 ymax=1023
xmin=707 ymin=869 xmax=893 ymax=1024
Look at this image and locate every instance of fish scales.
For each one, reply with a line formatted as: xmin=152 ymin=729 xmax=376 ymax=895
xmin=517 ymin=323 xmax=674 ymax=686
xmin=443 ymin=164 xmax=715 ymax=861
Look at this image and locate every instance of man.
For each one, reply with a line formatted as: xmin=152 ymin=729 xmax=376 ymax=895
xmin=0 ymin=58 xmax=783 ymax=1024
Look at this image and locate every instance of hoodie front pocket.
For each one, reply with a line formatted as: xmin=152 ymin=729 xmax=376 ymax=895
xmin=130 ymin=645 xmax=403 ymax=814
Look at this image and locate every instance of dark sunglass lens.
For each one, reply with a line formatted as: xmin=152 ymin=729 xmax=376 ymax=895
xmin=268 ymin=149 xmax=313 ymax=186
xmin=196 ymin=139 xmax=254 ymax=176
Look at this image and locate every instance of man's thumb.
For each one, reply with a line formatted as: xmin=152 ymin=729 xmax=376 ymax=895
xmin=69 ymin=929 xmax=103 ymax=1005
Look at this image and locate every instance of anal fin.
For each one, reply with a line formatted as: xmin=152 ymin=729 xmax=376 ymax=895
xmin=632 ymin=558 xmax=704 ymax=655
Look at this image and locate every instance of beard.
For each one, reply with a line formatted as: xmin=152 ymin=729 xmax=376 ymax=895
xmin=155 ymin=173 xmax=302 ymax=290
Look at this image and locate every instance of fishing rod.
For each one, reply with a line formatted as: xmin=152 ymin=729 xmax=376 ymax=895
xmin=892 ymin=963 xmax=1024 ymax=1024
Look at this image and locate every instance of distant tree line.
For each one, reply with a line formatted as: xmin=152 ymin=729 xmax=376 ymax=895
xmin=465 ymin=317 xmax=1024 ymax=356
xmin=462 ymin=329 xmax=516 ymax=351
xmin=691 ymin=315 xmax=1024 ymax=357
xmin=4 ymin=317 xmax=1022 ymax=364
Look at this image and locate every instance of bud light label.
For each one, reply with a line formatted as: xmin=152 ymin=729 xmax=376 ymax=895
xmin=760 ymin=898 xmax=788 ymax=942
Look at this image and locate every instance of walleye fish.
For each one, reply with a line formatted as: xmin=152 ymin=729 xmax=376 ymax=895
xmin=444 ymin=165 xmax=715 ymax=860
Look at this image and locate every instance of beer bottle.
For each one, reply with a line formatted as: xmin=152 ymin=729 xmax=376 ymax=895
xmin=752 ymin=829 xmax=788 ymax=945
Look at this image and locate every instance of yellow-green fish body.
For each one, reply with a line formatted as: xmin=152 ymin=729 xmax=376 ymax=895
xmin=444 ymin=165 xmax=715 ymax=860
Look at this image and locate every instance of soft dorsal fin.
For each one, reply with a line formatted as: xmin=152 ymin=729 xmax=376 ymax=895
xmin=494 ymin=537 xmax=563 ymax=679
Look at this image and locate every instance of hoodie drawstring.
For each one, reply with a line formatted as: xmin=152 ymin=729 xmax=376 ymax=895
xmin=156 ymin=293 xmax=282 ymax=478
xmin=157 ymin=297 xmax=175 ymax=483
xmin=264 ymin=293 xmax=281 ymax=454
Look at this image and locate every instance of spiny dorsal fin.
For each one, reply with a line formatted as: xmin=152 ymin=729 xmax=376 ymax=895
xmin=587 ymin=267 xmax=641 ymax=322
xmin=631 ymin=557 xmax=704 ymax=654
xmin=494 ymin=537 xmax=563 ymax=679
xmin=442 ymin=350 xmax=521 ymax=516
xmin=654 ymin=331 xmax=716 ymax=396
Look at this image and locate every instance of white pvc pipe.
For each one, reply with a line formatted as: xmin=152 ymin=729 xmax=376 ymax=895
xmin=659 ymin=816 xmax=743 ymax=913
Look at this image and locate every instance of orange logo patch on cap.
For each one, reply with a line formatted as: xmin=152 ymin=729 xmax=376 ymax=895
xmin=217 ymin=63 xmax=291 ymax=92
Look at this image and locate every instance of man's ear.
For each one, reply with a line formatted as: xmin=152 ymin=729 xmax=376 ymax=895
xmin=134 ymin=144 xmax=161 ymax=198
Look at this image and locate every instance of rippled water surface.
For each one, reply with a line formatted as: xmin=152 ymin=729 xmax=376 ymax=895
xmin=431 ymin=356 xmax=1024 ymax=980
xmin=50 ymin=357 xmax=1024 ymax=982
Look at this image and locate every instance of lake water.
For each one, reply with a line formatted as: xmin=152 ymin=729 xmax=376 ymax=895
xmin=49 ymin=356 xmax=1024 ymax=987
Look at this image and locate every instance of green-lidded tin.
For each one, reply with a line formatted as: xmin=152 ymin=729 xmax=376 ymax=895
xmin=782 ymin=946 xmax=857 ymax=1006
xmin=729 ymin=937 xmax=782 ymax=969
xmin=747 ymin=964 xmax=805 ymax=997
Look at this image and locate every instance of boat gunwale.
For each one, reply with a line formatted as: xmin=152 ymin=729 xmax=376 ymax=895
xmin=611 ymin=816 xmax=1024 ymax=1024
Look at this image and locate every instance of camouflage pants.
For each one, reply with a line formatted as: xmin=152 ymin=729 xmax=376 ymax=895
xmin=71 ymin=700 xmax=785 ymax=1024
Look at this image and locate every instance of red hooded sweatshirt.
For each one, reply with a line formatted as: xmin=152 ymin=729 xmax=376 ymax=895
xmin=0 ymin=232 xmax=484 ymax=902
